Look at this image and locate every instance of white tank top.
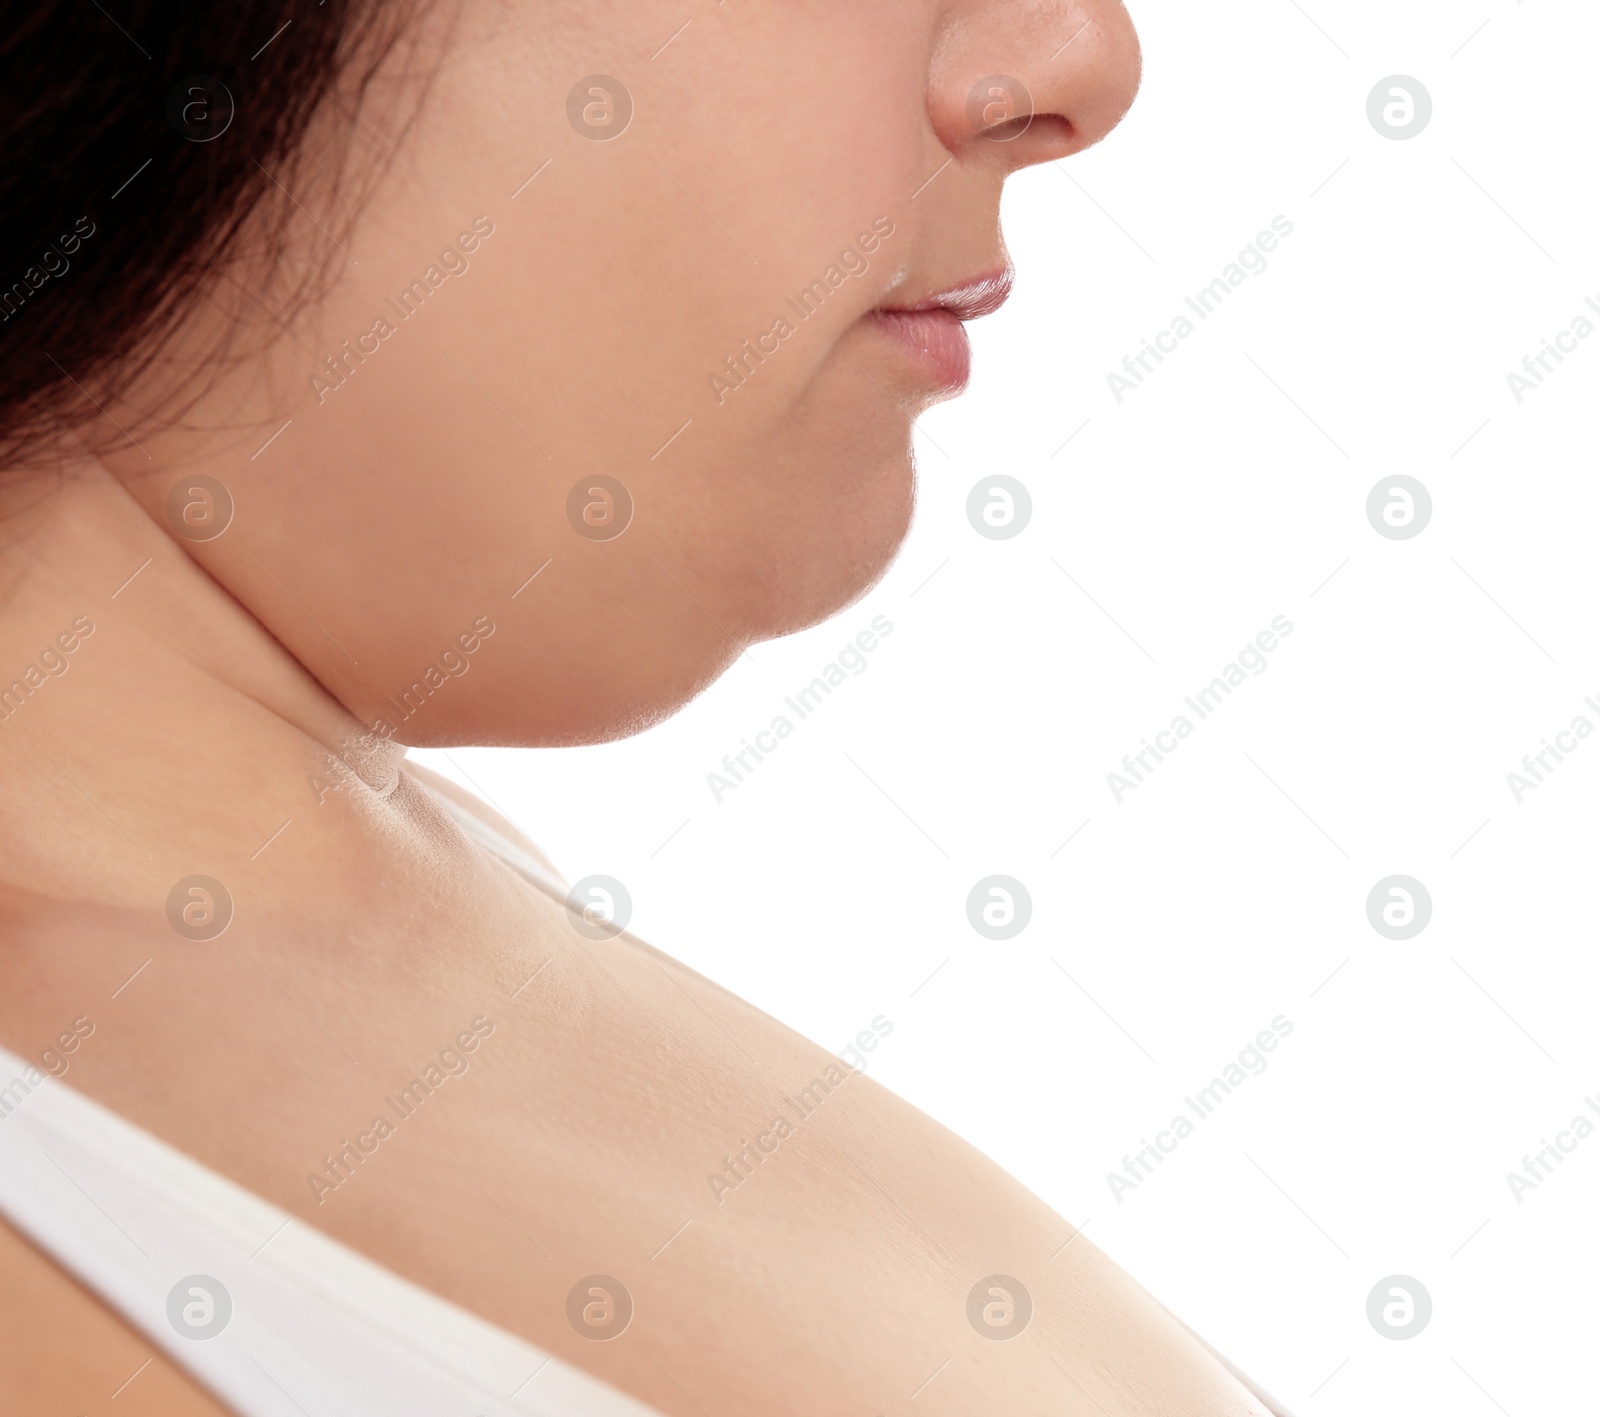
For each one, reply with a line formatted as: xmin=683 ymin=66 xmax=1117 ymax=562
xmin=0 ymin=784 xmax=665 ymax=1417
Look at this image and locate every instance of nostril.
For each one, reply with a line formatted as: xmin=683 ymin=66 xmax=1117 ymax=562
xmin=973 ymin=111 xmax=1073 ymax=146
xmin=976 ymin=111 xmax=1076 ymax=163
xmin=981 ymin=114 xmax=1038 ymax=143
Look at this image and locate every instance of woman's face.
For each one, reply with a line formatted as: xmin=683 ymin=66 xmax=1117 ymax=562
xmin=112 ymin=0 xmax=1139 ymax=746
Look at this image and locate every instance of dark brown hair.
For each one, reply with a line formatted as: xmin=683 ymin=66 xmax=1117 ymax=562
xmin=0 ymin=1 xmax=416 ymax=464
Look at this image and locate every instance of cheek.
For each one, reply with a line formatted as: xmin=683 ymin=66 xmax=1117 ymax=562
xmin=443 ymin=9 xmax=922 ymax=453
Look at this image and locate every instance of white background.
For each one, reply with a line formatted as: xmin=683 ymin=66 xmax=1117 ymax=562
xmin=420 ymin=2 xmax=1600 ymax=1411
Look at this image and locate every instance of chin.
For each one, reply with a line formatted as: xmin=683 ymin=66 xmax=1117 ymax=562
xmin=395 ymin=681 xmax=709 ymax=751
xmin=746 ymin=439 xmax=917 ymax=643
xmin=398 ymin=615 xmax=760 ymax=749
xmin=384 ymin=444 xmax=915 ymax=750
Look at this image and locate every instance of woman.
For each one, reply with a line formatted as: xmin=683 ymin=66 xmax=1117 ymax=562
xmin=0 ymin=1 xmax=1288 ymax=1413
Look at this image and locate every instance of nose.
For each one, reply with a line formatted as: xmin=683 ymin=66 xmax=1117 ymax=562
xmin=926 ymin=0 xmax=1142 ymax=172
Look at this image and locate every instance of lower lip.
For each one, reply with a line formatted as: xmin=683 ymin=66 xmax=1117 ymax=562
xmin=866 ymin=308 xmax=971 ymax=392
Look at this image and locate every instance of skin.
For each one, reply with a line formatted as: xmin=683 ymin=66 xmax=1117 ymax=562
xmin=0 ymin=0 xmax=1281 ymax=1413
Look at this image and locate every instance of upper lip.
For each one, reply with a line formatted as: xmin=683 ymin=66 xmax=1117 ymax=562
xmin=877 ymin=267 xmax=1014 ymax=321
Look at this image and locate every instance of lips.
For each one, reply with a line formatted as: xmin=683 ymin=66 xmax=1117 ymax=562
xmin=866 ymin=267 xmax=1014 ymax=392
xmin=882 ymin=268 xmax=1015 ymax=322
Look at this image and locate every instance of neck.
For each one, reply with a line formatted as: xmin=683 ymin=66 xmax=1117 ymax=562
xmin=0 ymin=452 xmax=555 ymax=1211
xmin=0 ymin=449 xmax=409 ymax=911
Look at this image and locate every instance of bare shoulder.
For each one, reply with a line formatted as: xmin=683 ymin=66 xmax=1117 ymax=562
xmin=323 ymin=897 xmax=1281 ymax=1417
xmin=0 ymin=763 xmax=1276 ymax=1417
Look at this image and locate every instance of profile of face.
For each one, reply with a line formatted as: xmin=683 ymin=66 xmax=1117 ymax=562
xmin=106 ymin=0 xmax=1140 ymax=748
